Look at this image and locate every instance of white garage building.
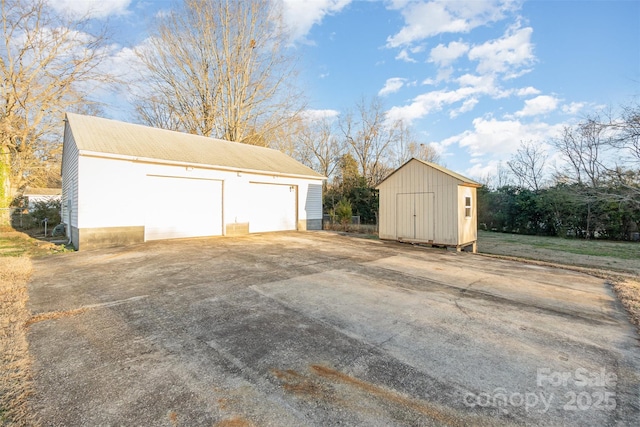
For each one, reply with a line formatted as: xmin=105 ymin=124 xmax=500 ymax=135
xmin=62 ymin=113 xmax=324 ymax=250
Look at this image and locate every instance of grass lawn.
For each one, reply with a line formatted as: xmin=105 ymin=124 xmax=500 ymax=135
xmin=478 ymin=230 xmax=640 ymax=275
xmin=0 ymin=231 xmax=70 ymax=258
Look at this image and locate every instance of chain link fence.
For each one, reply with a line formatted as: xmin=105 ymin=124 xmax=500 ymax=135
xmin=322 ymin=214 xmax=378 ymax=233
xmin=0 ymin=207 xmax=52 ymax=232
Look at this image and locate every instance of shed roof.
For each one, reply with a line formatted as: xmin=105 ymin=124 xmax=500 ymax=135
xmin=376 ymin=158 xmax=481 ymax=188
xmin=22 ymin=187 xmax=62 ymax=196
xmin=65 ymin=113 xmax=324 ymax=179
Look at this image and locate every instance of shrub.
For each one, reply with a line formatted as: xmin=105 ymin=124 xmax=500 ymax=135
xmin=29 ymin=199 xmax=61 ymax=229
xmin=334 ymin=198 xmax=353 ymax=231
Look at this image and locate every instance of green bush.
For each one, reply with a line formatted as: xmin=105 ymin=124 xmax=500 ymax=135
xmin=334 ymin=198 xmax=353 ymax=230
xmin=30 ymin=200 xmax=61 ymax=228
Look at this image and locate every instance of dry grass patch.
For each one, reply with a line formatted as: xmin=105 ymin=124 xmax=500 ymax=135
xmin=0 ymin=256 xmax=37 ymax=426
xmin=0 ymin=228 xmax=66 ymax=425
xmin=611 ymin=278 xmax=640 ymax=330
xmin=0 ymin=232 xmax=70 ymax=258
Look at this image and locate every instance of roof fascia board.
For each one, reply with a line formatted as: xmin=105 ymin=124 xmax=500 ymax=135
xmin=78 ymin=150 xmax=326 ymax=181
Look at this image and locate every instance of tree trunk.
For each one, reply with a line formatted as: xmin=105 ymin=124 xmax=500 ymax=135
xmin=585 ymin=201 xmax=591 ymax=239
xmin=0 ymin=145 xmax=12 ymax=225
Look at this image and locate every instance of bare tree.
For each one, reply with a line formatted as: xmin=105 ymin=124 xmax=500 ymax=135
xmin=554 ymin=118 xmax=608 ymax=187
xmin=598 ymin=104 xmax=640 ymax=208
xmin=507 ymin=140 xmax=548 ymax=191
xmin=552 ymin=116 xmax=613 ymax=237
xmin=495 ymin=161 xmax=512 ymax=189
xmin=294 ymin=117 xmax=345 ymax=183
xmin=0 ymin=0 xmax=112 ymax=209
xmin=135 ymin=0 xmax=303 ymax=145
xmin=611 ymin=103 xmax=640 ymax=163
xmin=393 ymin=119 xmax=440 ymax=166
xmin=406 ymin=142 xmax=440 ymax=164
xmin=340 ymin=97 xmax=397 ymax=186
xmin=476 ymin=161 xmax=512 ymax=190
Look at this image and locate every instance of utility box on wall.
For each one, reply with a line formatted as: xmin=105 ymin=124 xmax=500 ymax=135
xmin=376 ymin=158 xmax=481 ymax=252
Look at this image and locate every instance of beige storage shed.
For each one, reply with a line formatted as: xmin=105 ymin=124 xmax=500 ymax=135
xmin=376 ymin=158 xmax=481 ymax=252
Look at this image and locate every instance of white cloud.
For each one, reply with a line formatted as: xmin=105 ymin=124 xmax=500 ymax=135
xmin=90 ymin=41 xmax=149 ymax=103
xmin=154 ymin=9 xmax=171 ymax=19
xmin=515 ymin=95 xmax=559 ymax=117
xmin=461 ymin=73 xmax=512 ymax=98
xmin=300 ymin=109 xmax=340 ymax=121
xmin=47 ymin=0 xmax=132 ymax=19
xmin=516 ymin=86 xmax=541 ymax=96
xmin=464 ymin=159 xmax=504 ymax=182
xmin=468 ymin=25 xmax=535 ymax=76
xmin=282 ymin=0 xmax=351 ymax=42
xmin=386 ymin=0 xmax=412 ymax=9
xmin=449 ymin=98 xmax=479 ymax=118
xmin=104 ymin=44 xmax=145 ymax=78
xmin=438 ymin=117 xmax=563 ymax=160
xmin=428 ymin=40 xmax=469 ymax=67
xmin=435 ymin=67 xmax=454 ymax=82
xmin=396 ymin=49 xmax=417 ymax=63
xmin=562 ymin=101 xmax=586 ymax=115
xmin=386 ymin=89 xmax=469 ymax=123
xmin=386 ymin=72 xmax=515 ymax=124
xmin=386 ymin=0 xmax=517 ymax=47
xmin=379 ymin=77 xmax=407 ymax=96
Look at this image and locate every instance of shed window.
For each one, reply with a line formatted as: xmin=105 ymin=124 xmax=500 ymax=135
xmin=464 ymin=196 xmax=472 ymax=218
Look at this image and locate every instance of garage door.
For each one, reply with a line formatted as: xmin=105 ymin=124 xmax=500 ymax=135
xmin=248 ymin=183 xmax=296 ymax=233
xmin=145 ymin=175 xmax=223 ymax=241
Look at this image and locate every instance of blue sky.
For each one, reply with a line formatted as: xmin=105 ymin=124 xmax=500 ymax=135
xmin=50 ymin=0 xmax=640 ymax=180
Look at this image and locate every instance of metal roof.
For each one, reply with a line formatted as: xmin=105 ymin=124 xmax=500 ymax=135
xmin=65 ymin=113 xmax=324 ymax=179
xmin=22 ymin=187 xmax=62 ymax=196
xmin=376 ymin=158 xmax=481 ymax=188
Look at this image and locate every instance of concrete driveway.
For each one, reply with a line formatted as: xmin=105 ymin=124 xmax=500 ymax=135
xmin=27 ymin=232 xmax=640 ymax=426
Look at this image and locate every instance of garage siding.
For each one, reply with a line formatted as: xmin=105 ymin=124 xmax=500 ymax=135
xmin=69 ymin=154 xmax=324 ymax=249
xmin=304 ymin=184 xmax=323 ymax=230
xmin=61 ymin=123 xmax=79 ymax=233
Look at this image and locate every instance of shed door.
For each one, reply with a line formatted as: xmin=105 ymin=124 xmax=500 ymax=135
xmin=145 ymin=175 xmax=223 ymax=241
xmin=396 ymin=192 xmax=434 ymax=241
xmin=248 ymin=183 xmax=297 ymax=233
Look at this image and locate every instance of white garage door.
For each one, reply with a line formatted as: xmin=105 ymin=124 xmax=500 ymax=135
xmin=248 ymin=183 xmax=296 ymax=233
xmin=145 ymin=175 xmax=223 ymax=241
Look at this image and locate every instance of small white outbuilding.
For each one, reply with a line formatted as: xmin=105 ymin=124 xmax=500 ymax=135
xmin=61 ymin=113 xmax=325 ymax=250
xmin=376 ymin=158 xmax=481 ymax=252
xmin=21 ymin=187 xmax=61 ymax=211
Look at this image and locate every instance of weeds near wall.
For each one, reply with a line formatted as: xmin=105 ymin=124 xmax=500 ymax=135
xmin=323 ymin=222 xmax=378 ymax=235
